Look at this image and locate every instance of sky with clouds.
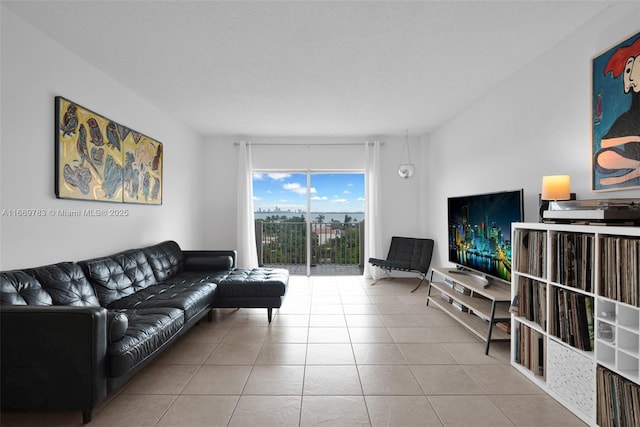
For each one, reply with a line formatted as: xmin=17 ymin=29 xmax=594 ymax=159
xmin=252 ymin=173 xmax=365 ymax=213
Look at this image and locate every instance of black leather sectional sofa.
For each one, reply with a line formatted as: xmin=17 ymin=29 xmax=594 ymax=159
xmin=0 ymin=240 xmax=288 ymax=423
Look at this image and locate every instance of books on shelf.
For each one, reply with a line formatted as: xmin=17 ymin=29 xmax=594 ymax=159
xmin=597 ymin=365 xmax=640 ymax=427
xmin=514 ymin=229 xmax=546 ymax=278
xmin=439 ymin=290 xmax=470 ymax=313
xmin=496 ymin=321 xmax=510 ymax=334
xmin=452 ymin=300 xmax=468 ymax=312
xmin=454 ymin=283 xmax=471 ymax=295
xmin=440 ymin=292 xmax=453 ymax=304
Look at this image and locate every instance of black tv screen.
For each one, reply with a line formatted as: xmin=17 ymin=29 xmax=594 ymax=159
xmin=447 ymin=189 xmax=524 ymax=283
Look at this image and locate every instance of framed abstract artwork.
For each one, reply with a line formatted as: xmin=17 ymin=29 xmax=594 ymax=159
xmin=55 ymin=96 xmax=163 ymax=204
xmin=592 ymin=30 xmax=640 ymax=192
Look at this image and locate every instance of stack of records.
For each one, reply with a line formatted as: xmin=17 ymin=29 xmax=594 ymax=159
xmin=543 ymin=199 xmax=640 ymax=224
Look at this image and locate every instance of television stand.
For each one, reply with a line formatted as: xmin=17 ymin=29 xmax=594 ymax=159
xmin=426 ymin=267 xmax=511 ymax=355
xmin=447 ymin=269 xmax=490 ymax=288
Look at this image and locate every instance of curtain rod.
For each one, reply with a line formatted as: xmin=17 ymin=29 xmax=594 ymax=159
xmin=234 ymin=142 xmax=384 ymax=146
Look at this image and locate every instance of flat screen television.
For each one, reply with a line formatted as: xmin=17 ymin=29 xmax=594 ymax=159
xmin=447 ymin=189 xmax=524 ymax=285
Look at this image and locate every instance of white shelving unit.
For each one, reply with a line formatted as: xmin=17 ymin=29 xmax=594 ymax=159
xmin=511 ymin=222 xmax=640 ymax=427
xmin=596 ymin=298 xmax=640 ymax=381
xmin=427 ymin=267 xmax=511 ymax=355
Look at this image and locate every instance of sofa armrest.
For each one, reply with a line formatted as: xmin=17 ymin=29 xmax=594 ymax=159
xmin=1 ymin=305 xmax=109 ymax=415
xmin=183 ymin=250 xmax=237 ymax=270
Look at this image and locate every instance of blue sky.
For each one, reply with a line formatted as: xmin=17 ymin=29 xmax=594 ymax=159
xmin=252 ymin=173 xmax=364 ymax=212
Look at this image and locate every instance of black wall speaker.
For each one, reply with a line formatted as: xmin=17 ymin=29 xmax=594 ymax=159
xmin=538 ymin=193 xmax=576 ymax=222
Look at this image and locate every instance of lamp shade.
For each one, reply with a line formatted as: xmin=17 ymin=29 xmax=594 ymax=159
xmin=397 ymin=164 xmax=415 ymax=179
xmin=541 ymin=175 xmax=570 ymax=201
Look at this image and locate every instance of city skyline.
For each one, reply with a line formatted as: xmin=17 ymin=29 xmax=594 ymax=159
xmin=252 ymin=172 xmax=365 ymax=213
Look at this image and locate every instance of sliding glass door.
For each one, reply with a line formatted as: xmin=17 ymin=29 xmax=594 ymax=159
xmin=253 ymin=171 xmax=364 ymax=275
xmin=309 ymin=173 xmax=364 ymax=275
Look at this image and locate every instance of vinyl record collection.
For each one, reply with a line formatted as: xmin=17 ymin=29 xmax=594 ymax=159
xmin=597 ymin=365 xmax=640 ymax=427
xmin=516 ymin=276 xmax=547 ymax=330
xmin=551 ymin=232 xmax=594 ymax=292
xmin=549 ymin=287 xmax=594 ymax=352
xmin=600 ymin=236 xmax=640 ymax=307
xmin=513 ymin=229 xmax=547 ymax=278
xmin=514 ymin=323 xmax=545 ymax=377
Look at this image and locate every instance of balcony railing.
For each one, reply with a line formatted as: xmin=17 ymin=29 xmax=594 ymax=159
xmin=255 ymin=220 xmax=364 ymax=275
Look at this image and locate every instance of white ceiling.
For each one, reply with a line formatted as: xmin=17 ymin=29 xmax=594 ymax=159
xmin=4 ymin=1 xmax=614 ymax=137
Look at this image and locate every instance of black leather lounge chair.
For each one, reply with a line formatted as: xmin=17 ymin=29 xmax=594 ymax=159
xmin=368 ymin=236 xmax=435 ymax=292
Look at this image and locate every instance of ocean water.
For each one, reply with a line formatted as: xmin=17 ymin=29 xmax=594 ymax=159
xmin=254 ymin=212 xmax=364 ymax=222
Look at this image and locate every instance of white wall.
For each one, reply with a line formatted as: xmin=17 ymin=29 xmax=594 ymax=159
xmin=4 ymin=4 xmax=636 ymax=273
xmin=0 ymin=9 xmax=204 ymax=269
xmin=426 ymin=3 xmax=640 ymax=269
xmin=202 ymin=135 xmax=425 ymax=257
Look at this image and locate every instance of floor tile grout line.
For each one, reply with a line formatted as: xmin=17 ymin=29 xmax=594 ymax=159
xmin=298 ymin=277 xmax=312 ymax=426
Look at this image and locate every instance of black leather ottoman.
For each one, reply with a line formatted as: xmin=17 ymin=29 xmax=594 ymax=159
xmin=214 ymin=268 xmax=289 ymax=322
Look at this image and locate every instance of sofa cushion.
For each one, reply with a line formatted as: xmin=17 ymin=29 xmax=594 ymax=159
xmin=143 ymin=241 xmax=185 ymax=282
xmin=107 ymin=310 xmax=129 ymax=343
xmin=28 ymin=262 xmax=99 ymax=307
xmin=107 ymin=281 xmax=216 ymax=322
xmin=0 ymin=270 xmax=53 ymax=306
xmin=113 ymin=249 xmax=157 ymax=290
xmin=81 ymin=257 xmax=136 ymax=306
xmin=107 ymin=307 xmax=184 ymax=377
xmin=80 ymin=249 xmax=157 ymax=306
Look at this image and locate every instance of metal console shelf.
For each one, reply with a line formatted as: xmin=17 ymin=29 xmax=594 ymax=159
xmin=426 ymin=267 xmax=512 ymax=355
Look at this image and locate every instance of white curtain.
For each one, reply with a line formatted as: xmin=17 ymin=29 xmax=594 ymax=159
xmin=364 ymin=141 xmax=384 ymax=280
xmin=236 ymin=141 xmax=259 ymax=268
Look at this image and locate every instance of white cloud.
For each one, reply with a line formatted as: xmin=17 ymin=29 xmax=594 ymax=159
xmin=343 ymin=190 xmax=351 ymax=195
xmin=283 ymin=183 xmax=301 ymax=191
xmin=268 ymin=173 xmax=291 ymax=181
xmin=253 ymin=196 xmax=262 ymax=201
xmin=283 ymin=183 xmax=317 ymax=195
xmin=311 ymin=196 xmax=328 ymax=201
xmin=252 ymin=173 xmax=264 ymax=180
xmin=332 ymin=198 xmax=349 ymax=204
xmin=357 ymin=197 xmax=365 ymax=202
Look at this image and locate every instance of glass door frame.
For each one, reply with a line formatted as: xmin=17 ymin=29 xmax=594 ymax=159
xmin=253 ymin=168 xmax=365 ymax=276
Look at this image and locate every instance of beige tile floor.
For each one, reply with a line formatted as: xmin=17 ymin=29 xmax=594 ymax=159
xmin=1 ymin=276 xmax=587 ymax=427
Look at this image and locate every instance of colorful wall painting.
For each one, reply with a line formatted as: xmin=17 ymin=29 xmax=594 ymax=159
xmin=592 ymin=30 xmax=640 ymax=192
xmin=55 ymin=96 xmax=162 ymax=204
